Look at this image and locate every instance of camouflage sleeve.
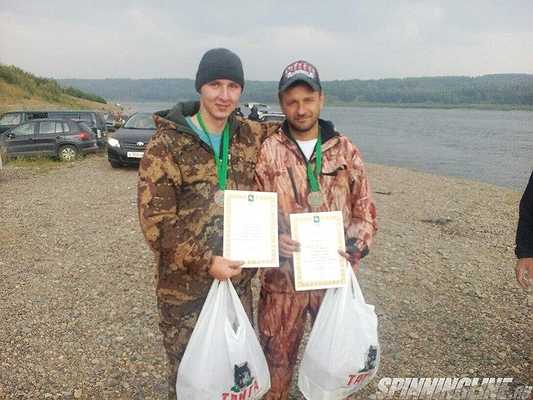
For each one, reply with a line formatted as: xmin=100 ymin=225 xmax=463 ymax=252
xmin=137 ymin=131 xmax=182 ymax=257
xmin=345 ymin=146 xmax=377 ymax=256
xmin=254 ymin=140 xmax=274 ymax=192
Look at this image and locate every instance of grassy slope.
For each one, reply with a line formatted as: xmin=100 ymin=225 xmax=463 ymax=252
xmin=0 ymin=80 xmax=119 ymax=114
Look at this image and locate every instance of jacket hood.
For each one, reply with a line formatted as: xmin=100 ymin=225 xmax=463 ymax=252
xmin=154 ymin=101 xmax=240 ymax=135
xmin=154 ymin=101 xmax=198 ymax=134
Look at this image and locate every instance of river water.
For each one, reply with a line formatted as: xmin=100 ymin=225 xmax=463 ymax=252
xmin=118 ymin=101 xmax=532 ymax=191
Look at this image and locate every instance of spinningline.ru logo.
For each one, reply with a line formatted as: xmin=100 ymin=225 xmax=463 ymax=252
xmin=371 ymin=377 xmax=532 ymax=399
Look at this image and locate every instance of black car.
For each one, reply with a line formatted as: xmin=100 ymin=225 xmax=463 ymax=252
xmin=106 ymin=112 xmax=156 ymax=168
xmin=0 ymin=110 xmax=108 ymax=147
xmin=0 ymin=118 xmax=98 ymax=161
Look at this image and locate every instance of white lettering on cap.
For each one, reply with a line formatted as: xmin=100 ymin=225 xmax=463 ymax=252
xmin=283 ymin=62 xmax=316 ymax=80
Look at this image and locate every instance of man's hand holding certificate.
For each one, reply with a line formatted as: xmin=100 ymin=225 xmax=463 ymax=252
xmin=290 ymin=211 xmax=348 ymax=291
xmin=223 ymin=190 xmax=279 ymax=268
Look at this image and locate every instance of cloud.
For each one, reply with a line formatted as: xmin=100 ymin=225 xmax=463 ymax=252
xmin=0 ymin=1 xmax=532 ymax=79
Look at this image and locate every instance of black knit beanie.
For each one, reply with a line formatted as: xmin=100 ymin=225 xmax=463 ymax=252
xmin=195 ymin=48 xmax=245 ymax=93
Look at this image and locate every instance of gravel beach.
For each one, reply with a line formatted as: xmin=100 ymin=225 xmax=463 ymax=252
xmin=0 ymin=153 xmax=530 ymax=399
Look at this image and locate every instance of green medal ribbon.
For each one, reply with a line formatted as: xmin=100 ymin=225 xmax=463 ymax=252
xmin=196 ymin=112 xmax=230 ymax=191
xmin=306 ymin=128 xmax=322 ymax=192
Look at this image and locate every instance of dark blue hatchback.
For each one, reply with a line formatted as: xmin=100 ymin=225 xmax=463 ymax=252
xmin=0 ymin=118 xmax=98 ymax=161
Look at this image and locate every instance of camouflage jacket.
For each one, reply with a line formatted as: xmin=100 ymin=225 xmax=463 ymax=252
xmin=254 ymin=120 xmax=377 ymax=293
xmin=138 ymin=102 xmax=274 ymax=304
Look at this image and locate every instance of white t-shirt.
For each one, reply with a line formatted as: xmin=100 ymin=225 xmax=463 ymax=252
xmin=295 ymin=138 xmax=317 ymax=160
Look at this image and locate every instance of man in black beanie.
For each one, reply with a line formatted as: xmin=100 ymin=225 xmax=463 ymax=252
xmin=138 ymin=48 xmax=276 ymax=399
xmin=195 ymin=47 xmax=245 ymax=92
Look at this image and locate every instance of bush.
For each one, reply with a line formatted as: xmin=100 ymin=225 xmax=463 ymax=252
xmin=63 ymin=86 xmax=107 ymax=104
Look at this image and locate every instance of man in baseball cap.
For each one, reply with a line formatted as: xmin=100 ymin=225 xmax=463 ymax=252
xmin=255 ymin=60 xmax=378 ymax=399
xmin=138 ymin=48 xmax=273 ymax=399
xmin=278 ymin=59 xmax=322 ymax=92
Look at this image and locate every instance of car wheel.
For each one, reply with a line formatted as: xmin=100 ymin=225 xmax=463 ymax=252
xmin=109 ymin=161 xmax=121 ymax=169
xmin=58 ymin=145 xmax=78 ymax=162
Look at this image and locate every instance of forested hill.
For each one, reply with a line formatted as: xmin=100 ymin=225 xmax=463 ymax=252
xmin=59 ymin=74 xmax=533 ymax=108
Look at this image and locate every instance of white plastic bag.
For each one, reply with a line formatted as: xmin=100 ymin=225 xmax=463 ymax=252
xmin=176 ymin=279 xmax=270 ymax=400
xmin=298 ymin=265 xmax=380 ymax=400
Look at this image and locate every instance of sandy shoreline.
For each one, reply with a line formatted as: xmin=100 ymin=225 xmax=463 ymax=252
xmin=0 ymin=155 xmax=530 ymax=399
xmin=358 ymin=163 xmax=531 ymax=391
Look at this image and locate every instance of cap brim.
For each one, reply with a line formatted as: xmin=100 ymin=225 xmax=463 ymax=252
xmin=278 ymin=75 xmax=321 ymax=93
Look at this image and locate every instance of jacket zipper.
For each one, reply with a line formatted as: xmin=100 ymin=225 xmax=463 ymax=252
xmin=286 ymin=166 xmax=301 ymax=205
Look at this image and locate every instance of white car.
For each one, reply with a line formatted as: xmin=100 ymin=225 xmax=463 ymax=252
xmin=242 ymin=103 xmax=285 ymax=122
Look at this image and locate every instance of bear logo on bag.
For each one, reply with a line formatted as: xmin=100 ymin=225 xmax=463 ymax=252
xmin=232 ymin=362 xmax=253 ymax=391
xmin=359 ymin=345 xmax=378 ymax=372
xmin=221 ymin=362 xmax=260 ymax=400
xmin=347 ymin=345 xmax=379 ymax=386
xmin=347 ymin=346 xmax=378 ymax=386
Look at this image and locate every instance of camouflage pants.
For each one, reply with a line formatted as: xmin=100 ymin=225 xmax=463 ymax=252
xmin=157 ymin=284 xmax=253 ymax=400
xmin=258 ymin=288 xmax=325 ymax=400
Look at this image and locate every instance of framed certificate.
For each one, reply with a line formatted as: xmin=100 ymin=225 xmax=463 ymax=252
xmin=223 ymin=190 xmax=279 ymax=268
xmin=290 ymin=211 xmax=348 ymax=291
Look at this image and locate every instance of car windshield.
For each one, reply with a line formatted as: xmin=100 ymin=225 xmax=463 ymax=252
xmin=124 ymin=114 xmax=155 ymax=129
xmin=0 ymin=113 xmax=22 ymax=125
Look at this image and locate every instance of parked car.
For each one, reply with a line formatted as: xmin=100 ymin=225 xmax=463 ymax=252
xmin=106 ymin=112 xmax=156 ymax=168
xmin=0 ymin=118 xmax=98 ymax=161
xmin=43 ymin=111 xmax=107 ymax=147
xmin=0 ymin=110 xmax=108 ymax=147
xmin=242 ymin=103 xmax=285 ymax=122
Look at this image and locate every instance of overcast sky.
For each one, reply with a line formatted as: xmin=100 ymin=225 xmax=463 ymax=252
xmin=1 ymin=0 xmax=532 ymax=80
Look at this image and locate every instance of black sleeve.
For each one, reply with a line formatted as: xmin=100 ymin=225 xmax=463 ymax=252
xmin=515 ymin=170 xmax=533 ymax=258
